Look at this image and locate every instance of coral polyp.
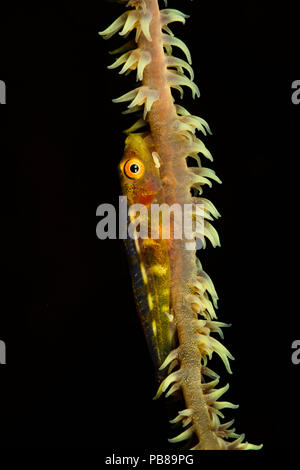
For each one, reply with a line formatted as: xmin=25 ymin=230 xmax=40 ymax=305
xmin=100 ymin=0 xmax=262 ymax=450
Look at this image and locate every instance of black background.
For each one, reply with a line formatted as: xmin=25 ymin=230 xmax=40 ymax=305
xmin=0 ymin=0 xmax=299 ymax=451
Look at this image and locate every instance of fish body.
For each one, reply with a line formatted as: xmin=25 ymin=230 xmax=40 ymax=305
xmin=120 ymin=134 xmax=173 ymax=376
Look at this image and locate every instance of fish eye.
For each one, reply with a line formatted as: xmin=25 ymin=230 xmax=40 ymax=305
xmin=123 ymin=158 xmax=145 ymax=180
